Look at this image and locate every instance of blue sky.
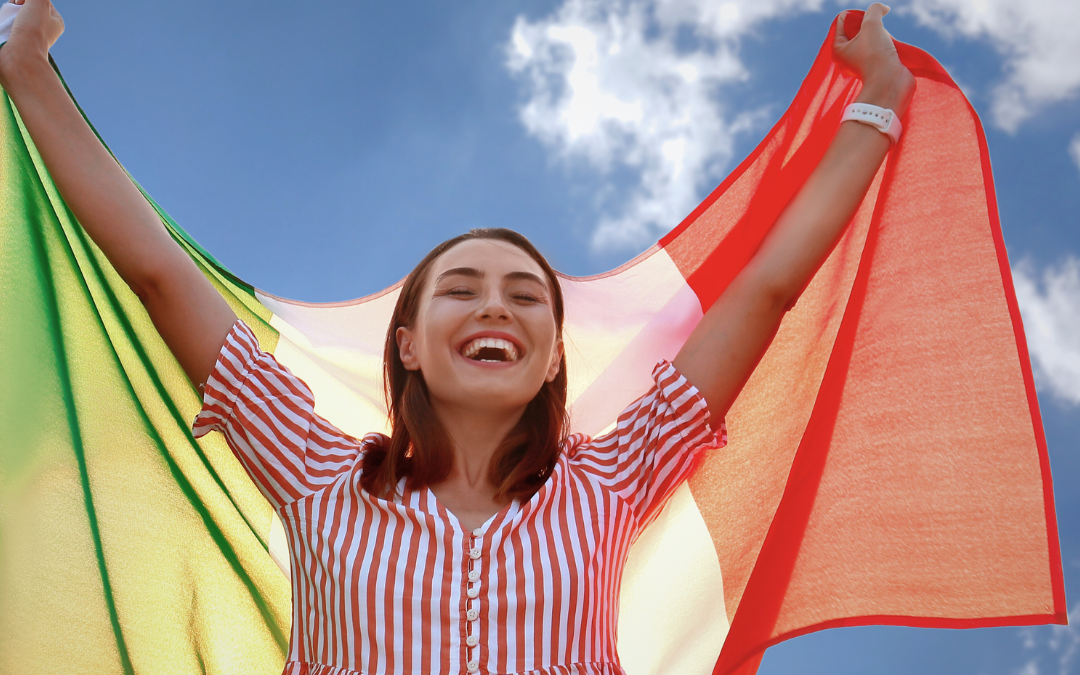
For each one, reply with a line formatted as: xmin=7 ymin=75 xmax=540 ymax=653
xmin=36 ymin=0 xmax=1080 ymax=672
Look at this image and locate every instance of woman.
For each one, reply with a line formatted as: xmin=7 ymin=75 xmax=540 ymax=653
xmin=0 ymin=1 xmax=915 ymax=673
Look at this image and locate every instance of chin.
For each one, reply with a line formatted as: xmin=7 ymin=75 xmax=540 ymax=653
xmin=425 ymin=362 xmax=547 ymax=412
xmin=439 ymin=376 xmax=539 ymax=412
xmin=464 ymin=385 xmax=539 ymax=411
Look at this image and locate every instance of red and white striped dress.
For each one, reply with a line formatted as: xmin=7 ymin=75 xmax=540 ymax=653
xmin=193 ymin=320 xmax=727 ymax=675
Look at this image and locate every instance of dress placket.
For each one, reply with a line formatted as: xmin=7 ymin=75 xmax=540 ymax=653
xmin=465 ymin=528 xmax=484 ymax=673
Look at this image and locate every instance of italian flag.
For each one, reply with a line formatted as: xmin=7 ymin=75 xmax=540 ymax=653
xmin=0 ymin=7 xmax=1065 ymax=674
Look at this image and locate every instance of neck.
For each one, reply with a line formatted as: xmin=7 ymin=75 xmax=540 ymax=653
xmin=430 ymin=399 xmax=525 ymax=491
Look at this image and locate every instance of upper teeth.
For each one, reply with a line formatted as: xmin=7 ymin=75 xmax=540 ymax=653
xmin=461 ymin=337 xmax=518 ymax=361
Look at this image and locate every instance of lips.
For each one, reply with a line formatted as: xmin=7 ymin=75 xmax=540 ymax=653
xmin=457 ymin=333 xmax=525 ymax=363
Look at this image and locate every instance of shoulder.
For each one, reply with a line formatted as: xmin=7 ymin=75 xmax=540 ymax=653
xmin=354 ymin=431 xmax=391 ymax=481
xmin=561 ymin=431 xmax=594 ymax=461
xmin=359 ymin=432 xmax=390 ymax=455
xmin=560 ymin=358 xmax=725 ymax=467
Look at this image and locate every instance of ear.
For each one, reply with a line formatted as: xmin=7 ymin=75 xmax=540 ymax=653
xmin=396 ymin=326 xmax=421 ymax=371
xmin=545 ymin=339 xmax=564 ymax=383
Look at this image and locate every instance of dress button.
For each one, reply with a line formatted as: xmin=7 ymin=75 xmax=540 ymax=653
xmin=472 ymin=528 xmax=483 ymax=537
xmin=467 ymin=585 xmax=480 ymax=598
xmin=469 ymin=548 xmax=481 ymax=560
xmin=468 ymin=570 xmax=480 ymax=582
xmin=467 ymin=660 xmax=479 ymax=673
xmin=466 ymin=634 xmax=479 ymax=647
xmin=467 ymin=608 xmax=479 ymax=621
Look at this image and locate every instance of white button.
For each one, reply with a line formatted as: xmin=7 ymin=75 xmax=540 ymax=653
xmin=467 ymin=660 xmax=479 ymax=672
xmin=468 ymin=570 xmax=480 ymax=582
xmin=469 ymin=548 xmax=481 ymax=559
xmin=466 ymin=608 xmax=478 ymax=621
xmin=472 ymin=528 xmax=483 ymax=537
xmin=467 ymin=585 xmax=480 ymax=598
xmin=466 ymin=634 xmax=479 ymax=647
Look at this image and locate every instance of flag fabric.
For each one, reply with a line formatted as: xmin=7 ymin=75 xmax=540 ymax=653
xmin=0 ymin=7 xmax=1065 ymax=675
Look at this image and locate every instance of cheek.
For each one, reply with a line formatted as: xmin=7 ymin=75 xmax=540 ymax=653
xmin=532 ymin=327 xmax=561 ymax=374
xmin=414 ymin=306 xmax=466 ymax=361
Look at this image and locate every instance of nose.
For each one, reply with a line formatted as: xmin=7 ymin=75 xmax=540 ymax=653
xmin=476 ymin=289 xmax=510 ymax=321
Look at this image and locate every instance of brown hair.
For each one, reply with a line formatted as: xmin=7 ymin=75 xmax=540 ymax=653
xmin=360 ymin=228 xmax=569 ymax=502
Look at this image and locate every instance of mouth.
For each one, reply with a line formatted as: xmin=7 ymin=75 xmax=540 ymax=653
xmin=459 ymin=337 xmax=521 ymax=363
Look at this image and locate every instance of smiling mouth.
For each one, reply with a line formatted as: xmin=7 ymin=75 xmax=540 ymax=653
xmin=460 ymin=337 xmax=520 ymax=363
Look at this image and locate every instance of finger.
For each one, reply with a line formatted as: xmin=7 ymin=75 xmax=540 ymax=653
xmin=865 ymin=2 xmax=890 ymax=24
xmin=835 ymin=10 xmax=848 ymax=41
xmin=18 ymin=0 xmax=51 ymax=18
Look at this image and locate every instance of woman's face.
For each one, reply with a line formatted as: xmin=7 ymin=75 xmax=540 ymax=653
xmin=395 ymin=239 xmax=563 ymax=416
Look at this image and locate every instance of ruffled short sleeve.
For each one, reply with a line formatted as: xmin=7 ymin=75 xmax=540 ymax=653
xmin=565 ymin=359 xmax=727 ymax=528
xmin=192 ymin=320 xmax=364 ymax=509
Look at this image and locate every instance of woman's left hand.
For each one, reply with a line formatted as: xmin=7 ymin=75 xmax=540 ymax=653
xmin=673 ymin=3 xmax=917 ymax=423
xmin=834 ymin=3 xmax=915 ymax=117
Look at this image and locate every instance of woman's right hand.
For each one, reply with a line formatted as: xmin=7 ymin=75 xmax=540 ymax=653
xmin=0 ymin=0 xmax=64 ymax=82
xmin=0 ymin=0 xmax=238 ymax=390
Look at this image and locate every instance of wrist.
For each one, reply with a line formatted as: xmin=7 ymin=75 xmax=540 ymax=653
xmin=855 ymin=65 xmax=915 ymax=119
xmin=0 ymin=47 xmax=52 ymax=92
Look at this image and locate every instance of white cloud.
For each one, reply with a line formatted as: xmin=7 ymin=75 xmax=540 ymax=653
xmin=506 ymin=0 xmax=827 ymax=251
xmin=1016 ymin=604 xmax=1080 ymax=675
xmin=506 ymin=0 xmax=1080 ymax=247
xmin=1012 ymin=257 xmax=1080 ymax=406
xmin=903 ymin=0 xmax=1080 ymax=132
xmin=1070 ymin=134 xmax=1080 ymax=177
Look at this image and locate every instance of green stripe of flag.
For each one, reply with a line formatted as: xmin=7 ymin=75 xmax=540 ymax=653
xmin=1 ymin=60 xmax=288 ymax=673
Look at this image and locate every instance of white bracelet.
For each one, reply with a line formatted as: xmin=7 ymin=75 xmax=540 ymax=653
xmin=841 ymin=103 xmax=902 ymax=144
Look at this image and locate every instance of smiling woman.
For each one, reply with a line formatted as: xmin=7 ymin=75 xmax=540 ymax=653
xmin=190 ymin=231 xmax=726 ymax=674
xmin=0 ymin=0 xmax=1067 ymax=674
xmin=368 ymin=229 xmax=569 ymax=512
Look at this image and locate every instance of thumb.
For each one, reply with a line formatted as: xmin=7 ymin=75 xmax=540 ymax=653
xmin=864 ymin=2 xmax=890 ymax=25
xmin=6 ymin=0 xmax=63 ymax=54
xmin=10 ymin=0 xmax=44 ymax=19
xmin=15 ymin=0 xmax=55 ymax=15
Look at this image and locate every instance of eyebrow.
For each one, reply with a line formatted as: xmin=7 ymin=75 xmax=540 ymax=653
xmin=436 ymin=267 xmax=549 ymax=290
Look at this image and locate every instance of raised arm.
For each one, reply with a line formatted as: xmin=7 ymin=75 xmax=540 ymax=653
xmin=673 ymin=4 xmax=916 ymax=424
xmin=0 ymin=0 xmax=237 ymax=388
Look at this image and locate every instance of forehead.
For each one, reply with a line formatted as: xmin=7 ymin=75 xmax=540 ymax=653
xmin=429 ymin=239 xmax=548 ymax=284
